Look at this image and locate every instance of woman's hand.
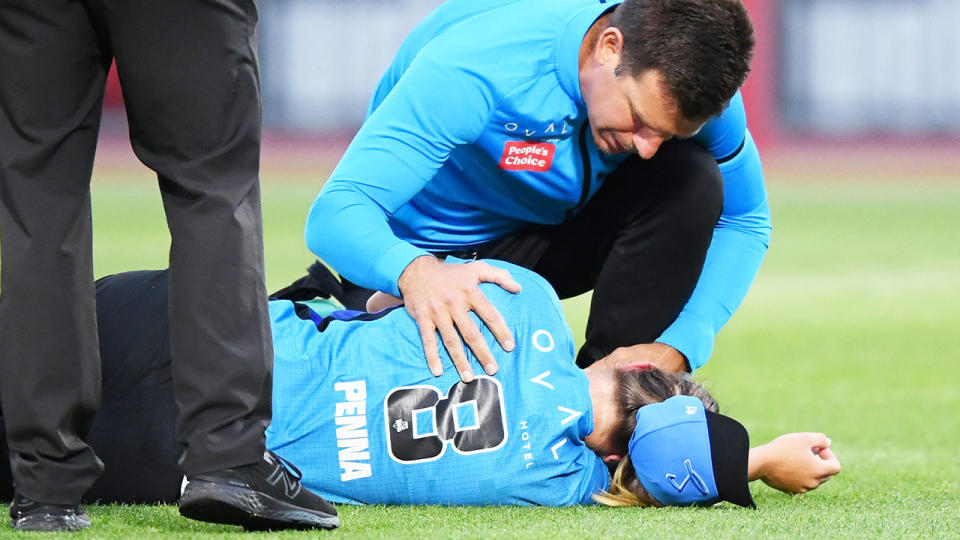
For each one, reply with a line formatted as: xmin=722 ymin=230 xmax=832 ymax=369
xmin=748 ymin=432 xmax=842 ymax=494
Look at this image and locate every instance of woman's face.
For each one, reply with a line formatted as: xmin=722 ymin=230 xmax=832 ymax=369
xmin=583 ymin=366 xmax=625 ymax=462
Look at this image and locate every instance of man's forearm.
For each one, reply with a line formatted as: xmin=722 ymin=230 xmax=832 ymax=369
xmin=657 ymin=131 xmax=771 ymax=370
xmin=306 ymin=185 xmax=429 ymax=296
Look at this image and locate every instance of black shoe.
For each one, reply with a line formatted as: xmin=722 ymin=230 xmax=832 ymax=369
xmin=8 ymin=494 xmax=91 ymax=532
xmin=179 ymin=451 xmax=339 ymax=531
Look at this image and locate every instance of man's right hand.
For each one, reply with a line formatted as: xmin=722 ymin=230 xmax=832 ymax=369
xmin=398 ymin=255 xmax=521 ymax=382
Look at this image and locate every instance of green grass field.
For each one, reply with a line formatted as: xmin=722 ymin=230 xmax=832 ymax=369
xmin=2 ymin=162 xmax=959 ymax=538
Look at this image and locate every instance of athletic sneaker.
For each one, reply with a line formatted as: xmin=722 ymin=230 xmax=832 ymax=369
xmin=8 ymin=494 xmax=91 ymax=532
xmin=179 ymin=450 xmax=339 ymax=531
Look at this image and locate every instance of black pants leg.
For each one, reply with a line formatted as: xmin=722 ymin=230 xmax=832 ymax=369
xmin=1 ymin=270 xmax=182 ymax=504
xmin=101 ymin=0 xmax=272 ymax=476
xmin=84 ymin=271 xmax=182 ymax=503
xmin=486 ymin=140 xmax=724 ymax=367
xmin=0 ymin=0 xmax=109 ymax=504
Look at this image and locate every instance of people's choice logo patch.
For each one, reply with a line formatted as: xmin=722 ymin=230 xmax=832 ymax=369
xmin=499 ymin=141 xmax=555 ymax=172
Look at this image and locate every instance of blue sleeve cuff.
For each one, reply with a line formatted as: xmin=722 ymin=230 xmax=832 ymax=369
xmin=656 ymin=313 xmax=715 ymax=372
xmin=373 ymin=243 xmax=432 ymax=297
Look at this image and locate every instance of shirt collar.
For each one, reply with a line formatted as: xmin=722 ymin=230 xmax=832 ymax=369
xmin=555 ymin=0 xmax=622 ymax=108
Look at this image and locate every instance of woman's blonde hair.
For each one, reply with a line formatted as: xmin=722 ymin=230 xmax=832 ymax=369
xmin=592 ymin=368 xmax=718 ymax=507
xmin=593 ymin=455 xmax=662 ymax=507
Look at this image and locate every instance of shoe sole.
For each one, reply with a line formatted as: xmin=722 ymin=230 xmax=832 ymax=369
xmin=12 ymin=513 xmax=91 ymax=532
xmin=179 ymin=480 xmax=339 ymax=531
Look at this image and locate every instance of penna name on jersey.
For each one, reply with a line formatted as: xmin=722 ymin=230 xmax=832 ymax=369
xmin=334 ymin=380 xmax=372 ymax=481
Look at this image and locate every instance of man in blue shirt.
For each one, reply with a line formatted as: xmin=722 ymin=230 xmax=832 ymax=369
xmin=305 ymin=0 xmax=769 ymax=381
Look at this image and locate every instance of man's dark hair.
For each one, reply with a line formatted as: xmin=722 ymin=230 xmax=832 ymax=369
xmin=610 ymin=0 xmax=755 ymax=120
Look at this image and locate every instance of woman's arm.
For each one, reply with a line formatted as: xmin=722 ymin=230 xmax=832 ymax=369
xmin=748 ymin=432 xmax=842 ymax=494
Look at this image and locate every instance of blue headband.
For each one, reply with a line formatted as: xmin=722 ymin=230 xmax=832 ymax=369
xmin=628 ymin=395 xmax=721 ymax=506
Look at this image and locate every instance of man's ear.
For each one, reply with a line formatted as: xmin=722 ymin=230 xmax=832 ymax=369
xmin=597 ymin=27 xmax=624 ymax=65
xmin=602 ymin=453 xmax=624 ymax=467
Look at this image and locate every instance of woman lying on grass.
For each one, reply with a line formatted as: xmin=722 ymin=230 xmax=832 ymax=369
xmin=0 ymin=260 xmax=839 ymax=507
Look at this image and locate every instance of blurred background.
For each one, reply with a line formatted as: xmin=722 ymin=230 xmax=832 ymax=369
xmin=96 ymin=0 xmax=960 ymax=150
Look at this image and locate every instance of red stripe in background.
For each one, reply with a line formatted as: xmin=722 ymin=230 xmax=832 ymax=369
xmin=740 ymin=0 xmax=778 ymax=149
xmin=104 ymin=60 xmax=124 ymax=109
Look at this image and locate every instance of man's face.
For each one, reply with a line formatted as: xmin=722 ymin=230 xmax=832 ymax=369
xmin=581 ymin=41 xmax=705 ymax=159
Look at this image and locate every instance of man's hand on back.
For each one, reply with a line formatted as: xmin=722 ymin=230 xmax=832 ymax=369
xmin=398 ymin=256 xmax=521 ymax=382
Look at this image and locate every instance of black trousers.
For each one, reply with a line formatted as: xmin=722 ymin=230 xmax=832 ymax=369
xmin=0 ymin=0 xmax=271 ymax=503
xmin=342 ymin=140 xmax=724 ymax=368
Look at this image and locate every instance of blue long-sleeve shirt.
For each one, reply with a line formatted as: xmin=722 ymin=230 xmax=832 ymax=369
xmin=306 ymin=0 xmax=771 ymax=370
